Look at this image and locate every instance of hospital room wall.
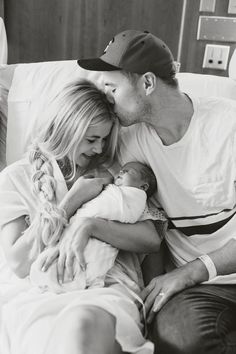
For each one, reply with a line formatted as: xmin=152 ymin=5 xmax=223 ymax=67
xmin=181 ymin=0 xmax=236 ymax=76
xmin=2 ymin=0 xmax=236 ymax=75
xmin=0 ymin=0 xmax=3 ymax=18
xmin=2 ymin=0 xmax=183 ymax=64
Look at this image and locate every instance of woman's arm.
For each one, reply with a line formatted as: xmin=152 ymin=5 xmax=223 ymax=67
xmin=59 ymin=176 xmax=113 ymax=218
xmin=88 ymin=218 xmax=161 ymax=252
xmin=142 ymin=238 xmax=236 ymax=323
xmin=53 ymin=217 xmax=162 ymax=282
xmin=0 ymin=216 xmax=34 ymax=278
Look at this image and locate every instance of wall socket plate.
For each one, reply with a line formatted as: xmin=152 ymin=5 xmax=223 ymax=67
xmin=203 ymin=44 xmax=230 ymax=70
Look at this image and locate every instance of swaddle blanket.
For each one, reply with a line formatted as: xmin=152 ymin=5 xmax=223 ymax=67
xmin=30 ymin=185 xmax=147 ymax=293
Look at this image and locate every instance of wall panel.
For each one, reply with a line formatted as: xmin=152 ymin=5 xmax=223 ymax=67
xmin=0 ymin=0 xmax=4 ymax=18
xmin=180 ymin=0 xmax=236 ymax=75
xmin=4 ymin=0 xmax=183 ymax=64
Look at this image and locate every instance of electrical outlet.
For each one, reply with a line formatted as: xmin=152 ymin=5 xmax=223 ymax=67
xmin=202 ymin=44 xmax=230 ymax=70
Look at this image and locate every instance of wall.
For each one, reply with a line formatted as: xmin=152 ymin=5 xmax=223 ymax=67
xmin=2 ymin=0 xmax=236 ymax=75
xmin=180 ymin=0 xmax=236 ymax=76
xmin=3 ymin=0 xmax=183 ymax=64
xmin=0 ymin=0 xmax=4 ymax=18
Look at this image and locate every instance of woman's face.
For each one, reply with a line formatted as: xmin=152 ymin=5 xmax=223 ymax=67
xmin=75 ymin=120 xmax=113 ymax=168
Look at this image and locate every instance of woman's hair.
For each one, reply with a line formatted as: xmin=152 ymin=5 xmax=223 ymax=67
xmin=27 ymin=79 xmax=119 ymax=257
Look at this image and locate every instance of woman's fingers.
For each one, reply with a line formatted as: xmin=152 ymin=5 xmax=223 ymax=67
xmin=74 ymin=248 xmax=86 ymax=272
xmin=40 ymin=247 xmax=59 ymax=272
xmin=98 ymin=176 xmax=113 ymax=186
xmin=57 ymin=253 xmax=66 ymax=284
xmin=65 ymin=253 xmax=75 ymax=281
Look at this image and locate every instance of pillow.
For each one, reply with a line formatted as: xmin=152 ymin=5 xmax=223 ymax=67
xmin=177 ymin=72 xmax=236 ymax=100
xmin=0 ymin=64 xmax=17 ymax=170
xmin=7 ymin=63 xmax=236 ymax=165
xmin=229 ymin=49 xmax=236 ymax=80
xmin=6 ymin=60 xmax=103 ymax=164
xmin=0 ymin=87 xmax=7 ymax=170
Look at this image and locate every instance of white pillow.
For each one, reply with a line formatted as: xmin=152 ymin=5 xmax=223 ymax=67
xmin=7 ymin=64 xmax=236 ymax=166
xmin=0 ymin=64 xmax=17 ymax=170
xmin=7 ymin=60 xmax=103 ymax=164
xmin=177 ymin=72 xmax=236 ymax=100
xmin=229 ymin=49 xmax=236 ymax=80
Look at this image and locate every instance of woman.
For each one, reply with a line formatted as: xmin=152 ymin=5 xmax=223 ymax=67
xmin=0 ymin=80 xmax=160 ymax=354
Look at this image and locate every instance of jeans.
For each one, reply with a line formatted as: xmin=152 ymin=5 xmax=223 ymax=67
xmin=150 ymin=284 xmax=236 ymax=354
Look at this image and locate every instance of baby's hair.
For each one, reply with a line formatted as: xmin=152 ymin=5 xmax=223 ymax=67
xmin=139 ymin=163 xmax=157 ymax=198
xmin=26 ymin=79 xmax=119 ymax=258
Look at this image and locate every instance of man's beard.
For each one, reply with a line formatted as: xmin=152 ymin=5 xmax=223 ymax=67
xmin=116 ymin=101 xmax=152 ymax=127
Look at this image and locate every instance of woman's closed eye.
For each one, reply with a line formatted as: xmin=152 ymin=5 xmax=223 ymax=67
xmin=86 ymin=139 xmax=96 ymax=144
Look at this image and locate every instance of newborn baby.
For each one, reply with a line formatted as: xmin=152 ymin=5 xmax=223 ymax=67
xmin=30 ymin=161 xmax=166 ymax=293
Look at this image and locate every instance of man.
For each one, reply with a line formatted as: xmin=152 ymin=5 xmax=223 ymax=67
xmin=78 ymin=30 xmax=236 ymax=353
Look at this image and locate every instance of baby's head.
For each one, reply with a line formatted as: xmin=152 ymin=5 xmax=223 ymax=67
xmin=115 ymin=161 xmax=157 ymax=198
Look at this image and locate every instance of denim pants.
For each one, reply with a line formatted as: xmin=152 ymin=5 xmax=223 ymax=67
xmin=150 ymin=284 xmax=236 ymax=354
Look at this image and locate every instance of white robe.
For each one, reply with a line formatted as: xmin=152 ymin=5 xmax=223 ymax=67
xmin=0 ymin=158 xmax=155 ymax=354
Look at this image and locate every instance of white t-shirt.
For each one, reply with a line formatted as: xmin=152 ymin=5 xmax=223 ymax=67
xmin=118 ymin=95 xmax=236 ymax=284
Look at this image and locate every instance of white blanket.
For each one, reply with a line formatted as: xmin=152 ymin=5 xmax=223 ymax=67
xmin=30 ymin=185 xmax=147 ymax=292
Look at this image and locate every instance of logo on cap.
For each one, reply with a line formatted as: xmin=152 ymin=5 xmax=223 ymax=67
xmin=103 ymin=38 xmax=115 ymax=55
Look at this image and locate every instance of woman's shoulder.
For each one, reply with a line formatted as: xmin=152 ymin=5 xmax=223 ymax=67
xmin=0 ymin=158 xmax=31 ymax=183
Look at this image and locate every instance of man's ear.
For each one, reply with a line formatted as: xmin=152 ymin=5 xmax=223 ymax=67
xmin=142 ymin=72 xmax=156 ymax=96
xmin=140 ymin=182 xmax=149 ymax=192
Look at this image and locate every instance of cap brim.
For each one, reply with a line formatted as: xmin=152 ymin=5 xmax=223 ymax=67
xmin=77 ymin=58 xmax=120 ymax=72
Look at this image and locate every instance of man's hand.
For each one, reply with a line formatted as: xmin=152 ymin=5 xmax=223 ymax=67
xmin=141 ymin=259 xmax=208 ymax=324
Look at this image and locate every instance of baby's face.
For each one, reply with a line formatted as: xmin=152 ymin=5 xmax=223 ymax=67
xmin=115 ymin=162 xmax=144 ymax=188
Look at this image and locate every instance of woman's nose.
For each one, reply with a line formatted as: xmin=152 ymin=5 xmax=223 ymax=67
xmin=106 ymin=91 xmax=115 ymax=105
xmin=92 ymin=141 xmax=103 ymax=154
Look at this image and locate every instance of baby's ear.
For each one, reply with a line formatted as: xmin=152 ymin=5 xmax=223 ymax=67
xmin=141 ymin=182 xmax=149 ymax=192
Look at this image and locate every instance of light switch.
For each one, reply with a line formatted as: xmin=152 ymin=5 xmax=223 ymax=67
xmin=228 ymin=0 xmax=236 ymax=14
xmin=199 ymin=0 xmax=216 ymax=12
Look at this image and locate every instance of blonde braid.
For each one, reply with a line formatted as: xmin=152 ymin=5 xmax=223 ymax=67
xmin=28 ymin=143 xmax=67 ymax=258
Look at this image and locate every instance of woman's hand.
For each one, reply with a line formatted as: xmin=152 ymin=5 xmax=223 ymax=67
xmin=141 ymin=259 xmax=208 ymax=324
xmin=60 ymin=175 xmax=112 ymax=219
xmin=38 ymin=245 xmax=60 ymax=272
xmin=57 ymin=217 xmax=93 ymax=283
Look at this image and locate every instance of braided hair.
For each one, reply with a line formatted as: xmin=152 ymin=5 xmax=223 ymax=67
xmin=27 ymin=79 xmax=119 ymax=258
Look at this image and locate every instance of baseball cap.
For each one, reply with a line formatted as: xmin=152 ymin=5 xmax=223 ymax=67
xmin=78 ymin=29 xmax=176 ymax=78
